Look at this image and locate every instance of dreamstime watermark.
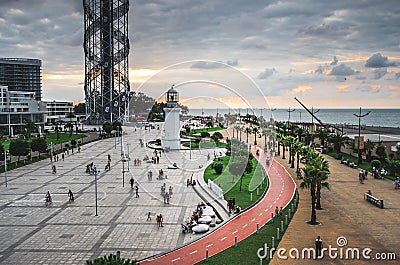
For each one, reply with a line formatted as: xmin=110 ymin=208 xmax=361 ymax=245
xmin=257 ymin=236 xmax=397 ymax=261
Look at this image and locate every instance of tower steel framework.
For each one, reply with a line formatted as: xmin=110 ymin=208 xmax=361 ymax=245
xmin=83 ymin=0 xmax=130 ymax=124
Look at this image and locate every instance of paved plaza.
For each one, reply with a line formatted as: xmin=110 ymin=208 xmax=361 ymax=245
xmin=0 ymin=125 xmax=226 ymax=264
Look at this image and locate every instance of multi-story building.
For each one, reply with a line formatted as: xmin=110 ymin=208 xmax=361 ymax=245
xmin=0 ymin=85 xmax=46 ymax=136
xmin=0 ymin=58 xmax=42 ymax=101
xmin=43 ymin=100 xmax=75 ymax=123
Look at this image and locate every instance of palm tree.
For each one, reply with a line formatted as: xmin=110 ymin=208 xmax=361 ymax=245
xmin=328 ymin=131 xmax=349 ymax=155
xmin=262 ymin=128 xmax=270 ymax=150
xmin=245 ymin=127 xmax=252 ymax=143
xmin=293 ymin=139 xmax=304 ymax=172
xmin=234 ymin=125 xmax=240 ymax=140
xmin=286 ymin=135 xmax=296 ymax=166
xmin=313 ymin=155 xmax=330 ymax=209
xmin=364 ymin=139 xmax=375 ymax=162
xmin=300 ymin=164 xmax=318 ymax=225
xmin=253 ymin=126 xmax=259 ymax=146
xmin=315 ymin=128 xmax=329 ymax=147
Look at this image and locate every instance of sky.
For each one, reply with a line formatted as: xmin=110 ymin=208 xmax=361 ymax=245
xmin=0 ymin=0 xmax=400 ymax=110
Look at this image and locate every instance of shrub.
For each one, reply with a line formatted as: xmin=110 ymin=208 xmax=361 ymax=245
xmin=86 ymin=254 xmax=136 ymax=265
xmin=214 ymin=163 xmax=223 ymax=174
xmin=371 ymin=159 xmax=381 ymax=169
xmin=201 ymin=131 xmax=210 ymax=138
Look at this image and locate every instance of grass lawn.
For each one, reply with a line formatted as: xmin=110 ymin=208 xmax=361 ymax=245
xmin=204 ymin=155 xmax=268 ymax=210
xmin=1 ymin=133 xmax=86 ymax=151
xmin=183 ymin=141 xmax=227 ymax=149
xmin=196 ymin=195 xmax=298 ymax=265
xmin=187 ymin=127 xmax=224 ymax=136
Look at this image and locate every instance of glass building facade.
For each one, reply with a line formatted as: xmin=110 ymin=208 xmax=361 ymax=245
xmin=0 ymin=58 xmax=42 ymax=100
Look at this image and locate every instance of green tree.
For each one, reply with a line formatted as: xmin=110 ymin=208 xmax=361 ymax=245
xmin=375 ymin=144 xmax=387 ymax=163
xmin=312 ymin=155 xmax=330 ymax=209
xmin=252 ymin=126 xmax=259 ymax=145
xmin=371 ymin=159 xmax=381 ymax=170
xmin=31 ymin=137 xmax=47 ymax=158
xmin=65 ymin=122 xmax=74 ymax=138
xmin=364 ymin=139 xmax=375 ymax=162
xmin=300 ymin=164 xmax=318 ymax=225
xmin=54 ymin=122 xmax=61 ymax=141
xmin=228 ymin=157 xmax=247 ymax=191
xmin=214 ymin=163 xmax=223 ymax=174
xmin=211 ymin=131 xmax=223 ymax=143
xmin=74 ymin=102 xmax=86 ymax=114
xmin=328 ymin=131 xmax=348 ymax=154
xmin=9 ymin=139 xmax=30 ymax=162
xmin=245 ymin=127 xmax=252 ymax=144
xmin=24 ymin=121 xmax=38 ymax=140
xmin=103 ymin=122 xmax=113 ymax=135
xmin=315 ymin=128 xmax=329 ymax=147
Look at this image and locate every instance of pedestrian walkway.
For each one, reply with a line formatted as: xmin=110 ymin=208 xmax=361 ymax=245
xmin=269 ymin=150 xmax=400 ymax=264
xmin=139 ymin=145 xmax=296 ymax=264
xmin=0 ymin=124 xmax=224 ymax=264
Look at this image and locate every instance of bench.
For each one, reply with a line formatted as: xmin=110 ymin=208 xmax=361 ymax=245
xmin=364 ymin=193 xmax=384 ymax=209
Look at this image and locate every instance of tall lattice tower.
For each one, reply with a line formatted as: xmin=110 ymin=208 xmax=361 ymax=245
xmin=83 ymin=0 xmax=130 ymax=124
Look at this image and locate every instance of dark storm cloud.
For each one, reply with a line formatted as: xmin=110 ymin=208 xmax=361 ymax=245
xmin=258 ymin=68 xmax=277 ymax=79
xmin=365 ymin=53 xmax=397 ymax=68
xmin=329 ymin=64 xmax=359 ymax=76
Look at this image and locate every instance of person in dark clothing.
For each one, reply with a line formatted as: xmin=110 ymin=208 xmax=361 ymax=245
xmin=315 ymin=236 xmax=323 ymax=259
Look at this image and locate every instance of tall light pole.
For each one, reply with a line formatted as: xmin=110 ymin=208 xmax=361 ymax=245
xmin=287 ymin=107 xmax=296 ymax=122
xmin=4 ymin=151 xmax=8 ymax=187
xmin=353 ymin=107 xmax=370 ymax=165
xmin=94 ymin=165 xmax=98 ymax=216
xmin=126 ymin=143 xmax=130 ymax=169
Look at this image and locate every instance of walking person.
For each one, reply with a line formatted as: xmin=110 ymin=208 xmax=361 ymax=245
xmin=315 ymin=236 xmax=323 ymax=259
xmin=169 ymin=186 xmax=173 ymax=198
xmin=135 ymin=185 xmax=139 ymax=198
xmin=68 ymin=189 xmax=74 ymax=202
xmin=146 ymin=211 xmax=151 ymax=221
xmin=159 ymin=214 xmax=163 ymax=227
xmin=130 ymin=177 xmax=134 ymax=189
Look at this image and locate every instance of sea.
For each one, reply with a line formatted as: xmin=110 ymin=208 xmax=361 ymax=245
xmin=188 ymin=108 xmax=400 ymax=128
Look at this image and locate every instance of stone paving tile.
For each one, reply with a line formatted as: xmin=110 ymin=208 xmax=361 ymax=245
xmin=0 ymin=125 xmax=229 ymax=263
xmin=0 ymin=207 xmax=58 ymax=225
xmin=47 ymin=206 xmax=122 ymax=225
xmin=0 ymin=226 xmax=37 ymax=252
xmin=16 ymin=224 xmax=109 ymax=251
xmin=2 ymin=251 xmax=93 ymax=265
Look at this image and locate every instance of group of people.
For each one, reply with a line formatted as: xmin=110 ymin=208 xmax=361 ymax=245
xmin=160 ymin=183 xmax=173 ymax=204
xmin=341 ymin=157 xmax=357 ymax=168
xmin=86 ymin=162 xmax=96 ymax=174
xmin=274 ymin=206 xmax=283 ymax=217
xmin=156 ymin=214 xmax=164 ymax=227
xmin=227 ymin=197 xmax=236 ymax=214
xmin=133 ymin=158 xmax=141 ymax=166
xmin=358 ymin=170 xmax=368 ymax=184
xmin=44 ymin=189 xmax=74 ymax=206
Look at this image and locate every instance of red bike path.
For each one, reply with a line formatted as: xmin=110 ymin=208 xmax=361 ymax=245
xmin=140 ymin=146 xmax=297 ymax=265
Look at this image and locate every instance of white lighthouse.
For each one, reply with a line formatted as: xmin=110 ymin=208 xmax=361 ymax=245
xmin=162 ymin=85 xmax=181 ymax=150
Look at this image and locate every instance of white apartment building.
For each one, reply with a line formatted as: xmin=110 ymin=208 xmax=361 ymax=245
xmin=0 ymin=85 xmax=46 ymax=136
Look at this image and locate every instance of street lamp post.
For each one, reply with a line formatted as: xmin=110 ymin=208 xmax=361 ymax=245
xmin=287 ymin=107 xmax=296 ymax=122
xmin=122 ymin=156 xmax=125 ymax=187
xmin=353 ymin=107 xmax=371 ymax=165
xmin=189 ymin=139 xmax=192 ymax=160
xmin=114 ymin=132 xmax=117 ymax=149
xmin=4 ymin=151 xmax=8 ymax=187
xmin=94 ymin=165 xmax=98 ymax=216
xmin=126 ymin=143 xmax=130 ymax=169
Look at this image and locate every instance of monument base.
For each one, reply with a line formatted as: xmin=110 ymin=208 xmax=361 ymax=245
xmin=162 ymin=138 xmax=181 ymax=150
